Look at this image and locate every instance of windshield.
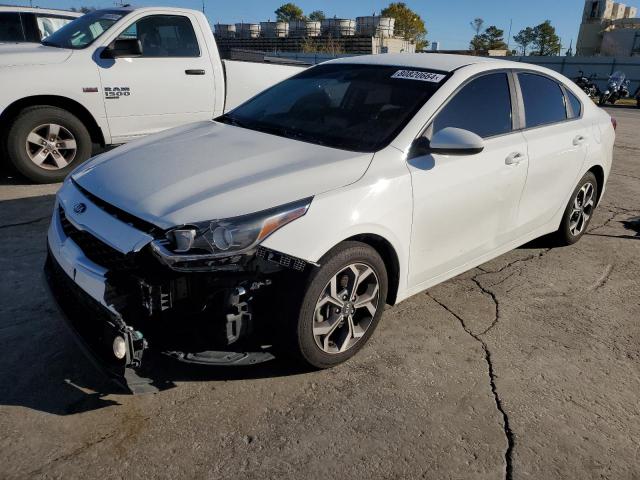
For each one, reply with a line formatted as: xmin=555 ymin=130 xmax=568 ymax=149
xmin=42 ymin=10 xmax=127 ymax=49
xmin=218 ymin=64 xmax=449 ymax=152
xmin=610 ymin=71 xmax=626 ymax=82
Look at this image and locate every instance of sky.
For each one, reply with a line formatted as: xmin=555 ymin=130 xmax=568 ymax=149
xmin=10 ymin=0 xmax=640 ymax=52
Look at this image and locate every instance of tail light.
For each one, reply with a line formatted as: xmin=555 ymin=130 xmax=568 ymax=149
xmin=611 ymin=117 xmax=617 ymax=131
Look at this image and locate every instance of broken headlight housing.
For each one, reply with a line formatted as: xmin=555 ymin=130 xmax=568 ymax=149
xmin=150 ymin=198 xmax=312 ymax=271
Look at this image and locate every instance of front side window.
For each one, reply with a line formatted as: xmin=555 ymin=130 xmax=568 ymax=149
xmin=518 ymin=73 xmax=567 ymax=128
xmin=117 ymin=15 xmax=199 ymax=57
xmin=37 ymin=16 xmax=74 ymax=40
xmin=431 ymin=73 xmax=513 ymax=139
xmin=220 ymin=64 xmax=449 ymax=152
xmin=0 ymin=12 xmax=26 ymax=42
xmin=41 ymin=10 xmax=127 ymax=49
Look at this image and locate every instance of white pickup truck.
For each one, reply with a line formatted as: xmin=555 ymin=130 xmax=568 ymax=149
xmin=0 ymin=6 xmax=302 ymax=183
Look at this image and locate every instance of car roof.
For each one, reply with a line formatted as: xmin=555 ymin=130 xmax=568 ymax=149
xmin=327 ymin=53 xmax=520 ymax=73
xmin=0 ymin=6 xmax=82 ymax=17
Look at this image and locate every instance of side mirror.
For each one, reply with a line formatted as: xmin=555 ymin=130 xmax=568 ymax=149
xmin=428 ymin=127 xmax=485 ymax=155
xmin=102 ymin=38 xmax=143 ymax=59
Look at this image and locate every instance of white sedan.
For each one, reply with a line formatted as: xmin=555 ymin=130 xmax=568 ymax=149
xmin=44 ymin=54 xmax=615 ymax=390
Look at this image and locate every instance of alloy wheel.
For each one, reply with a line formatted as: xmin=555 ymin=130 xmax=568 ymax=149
xmin=26 ymin=123 xmax=77 ymax=170
xmin=313 ymin=263 xmax=380 ymax=354
xmin=569 ymin=181 xmax=595 ymax=236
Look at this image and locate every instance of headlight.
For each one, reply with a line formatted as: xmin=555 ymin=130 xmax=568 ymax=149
xmin=150 ymin=197 xmax=312 ymax=270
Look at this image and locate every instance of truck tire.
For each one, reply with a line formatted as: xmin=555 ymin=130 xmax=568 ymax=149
xmin=287 ymin=241 xmax=388 ymax=369
xmin=6 ymin=106 xmax=92 ymax=184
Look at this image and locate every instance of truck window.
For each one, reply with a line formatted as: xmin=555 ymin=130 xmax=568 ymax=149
xmin=117 ymin=15 xmax=200 ymax=57
xmin=37 ymin=15 xmax=74 ymax=40
xmin=0 ymin=12 xmax=26 ymax=42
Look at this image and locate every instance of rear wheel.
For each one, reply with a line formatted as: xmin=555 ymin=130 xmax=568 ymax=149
xmin=554 ymin=171 xmax=598 ymax=246
xmin=289 ymin=242 xmax=388 ymax=369
xmin=6 ymin=106 xmax=92 ymax=184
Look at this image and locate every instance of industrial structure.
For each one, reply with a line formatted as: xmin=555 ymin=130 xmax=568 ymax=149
xmin=577 ymin=0 xmax=640 ymax=56
xmin=214 ymin=15 xmax=415 ymax=56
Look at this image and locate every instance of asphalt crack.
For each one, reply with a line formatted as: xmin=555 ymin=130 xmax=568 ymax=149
xmin=0 ymin=216 xmax=49 ymax=230
xmin=589 ymin=264 xmax=614 ymax=292
xmin=427 ymin=292 xmax=514 ymax=479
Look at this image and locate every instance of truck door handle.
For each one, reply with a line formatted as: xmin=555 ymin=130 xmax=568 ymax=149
xmin=573 ymin=135 xmax=586 ymax=146
xmin=505 ymin=152 xmax=525 ymax=166
xmin=185 ymin=69 xmax=205 ymax=75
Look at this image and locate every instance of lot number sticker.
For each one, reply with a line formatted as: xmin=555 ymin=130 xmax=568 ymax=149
xmin=391 ymin=70 xmax=446 ymax=83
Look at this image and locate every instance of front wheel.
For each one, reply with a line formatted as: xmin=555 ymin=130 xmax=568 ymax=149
xmin=289 ymin=242 xmax=388 ymax=369
xmin=554 ymin=171 xmax=598 ymax=246
xmin=6 ymin=106 xmax=92 ymax=184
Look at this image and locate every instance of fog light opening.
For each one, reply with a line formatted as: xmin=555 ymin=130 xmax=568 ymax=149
xmin=113 ymin=335 xmax=127 ymax=360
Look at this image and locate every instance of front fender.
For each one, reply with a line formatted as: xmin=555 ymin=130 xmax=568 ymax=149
xmin=262 ymin=146 xmax=413 ymax=300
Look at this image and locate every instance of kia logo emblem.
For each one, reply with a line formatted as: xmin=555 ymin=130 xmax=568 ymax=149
xmin=73 ymin=203 xmax=87 ymax=214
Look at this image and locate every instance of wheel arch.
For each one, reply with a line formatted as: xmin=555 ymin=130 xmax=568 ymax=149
xmin=0 ymin=95 xmax=105 ymax=146
xmin=344 ymin=233 xmax=401 ymax=306
xmin=587 ymin=164 xmax=605 ymax=206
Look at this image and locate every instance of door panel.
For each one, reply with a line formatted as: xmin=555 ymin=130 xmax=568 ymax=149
xmin=408 ymin=133 xmax=529 ymax=287
xmin=516 ymin=122 xmax=588 ymax=232
xmin=514 ymin=73 xmax=589 ymax=233
xmin=97 ymin=13 xmax=215 ymax=142
xmin=407 ymin=72 xmax=528 ymax=288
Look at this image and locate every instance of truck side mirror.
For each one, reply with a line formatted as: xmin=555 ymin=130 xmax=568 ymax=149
xmin=102 ymin=38 xmax=143 ymax=59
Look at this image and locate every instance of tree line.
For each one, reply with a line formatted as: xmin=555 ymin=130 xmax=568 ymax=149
xmin=470 ymin=18 xmax=562 ymax=56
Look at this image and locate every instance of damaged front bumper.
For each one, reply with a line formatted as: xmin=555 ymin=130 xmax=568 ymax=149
xmin=44 ymin=182 xmax=311 ymax=393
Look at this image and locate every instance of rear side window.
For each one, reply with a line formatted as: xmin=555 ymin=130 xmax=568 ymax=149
xmin=0 ymin=12 xmax=26 ymax=42
xmin=432 ymin=73 xmax=513 ymax=138
xmin=118 ymin=15 xmax=199 ymax=57
xmin=518 ymin=73 xmax=567 ymax=128
xmin=566 ymin=89 xmax=582 ymax=119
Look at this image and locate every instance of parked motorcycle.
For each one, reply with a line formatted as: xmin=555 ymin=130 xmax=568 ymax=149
xmin=574 ymin=71 xmax=600 ymax=99
xmin=599 ymin=71 xmax=631 ymax=106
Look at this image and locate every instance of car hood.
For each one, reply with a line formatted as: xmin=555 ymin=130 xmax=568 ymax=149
xmin=0 ymin=43 xmax=72 ymax=67
xmin=73 ymin=121 xmax=374 ymax=229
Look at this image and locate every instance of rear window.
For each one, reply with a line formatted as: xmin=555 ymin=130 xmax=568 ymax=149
xmin=0 ymin=12 xmax=26 ymax=42
xmin=518 ymin=73 xmax=567 ymax=128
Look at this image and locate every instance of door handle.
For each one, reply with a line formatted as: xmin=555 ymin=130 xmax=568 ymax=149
xmin=505 ymin=152 xmax=525 ymax=166
xmin=185 ymin=69 xmax=205 ymax=75
xmin=573 ymin=135 xmax=586 ymax=146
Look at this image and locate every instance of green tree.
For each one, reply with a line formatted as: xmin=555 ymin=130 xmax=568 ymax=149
xmin=69 ymin=6 xmax=94 ymax=13
xmin=482 ymin=26 xmax=508 ymax=50
xmin=532 ymin=20 xmax=561 ymax=55
xmin=469 ymin=17 xmax=485 ymax=54
xmin=381 ymin=2 xmax=428 ymax=50
xmin=274 ymin=3 xmax=304 ymax=22
xmin=308 ymin=10 xmax=325 ymax=21
xmin=513 ymin=26 xmax=536 ymax=55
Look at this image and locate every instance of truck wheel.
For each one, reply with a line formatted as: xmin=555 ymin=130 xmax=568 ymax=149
xmin=6 ymin=106 xmax=92 ymax=184
xmin=289 ymin=242 xmax=388 ymax=369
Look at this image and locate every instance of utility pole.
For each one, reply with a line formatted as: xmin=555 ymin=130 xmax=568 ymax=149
xmin=506 ymin=18 xmax=513 ymax=51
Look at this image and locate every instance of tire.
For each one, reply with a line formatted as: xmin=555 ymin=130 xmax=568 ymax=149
xmin=287 ymin=241 xmax=388 ymax=369
xmin=5 ymin=106 xmax=92 ymax=184
xmin=598 ymin=94 xmax=607 ymax=106
xmin=554 ymin=171 xmax=598 ymax=246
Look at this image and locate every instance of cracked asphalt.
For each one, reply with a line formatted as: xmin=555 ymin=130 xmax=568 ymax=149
xmin=1 ymin=107 xmax=639 ymax=479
